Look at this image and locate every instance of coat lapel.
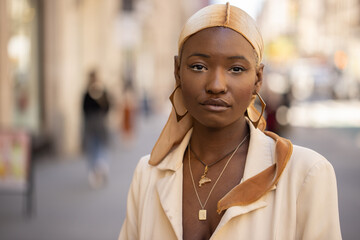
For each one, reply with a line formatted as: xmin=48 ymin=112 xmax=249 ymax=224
xmin=242 ymin=122 xmax=274 ymax=180
xmin=156 ymin=172 xmax=183 ymax=239
xmin=216 ymin=198 xmax=269 ymax=231
xmin=216 ymin=121 xmax=292 ymax=217
xmin=155 ymin=130 xmax=192 ymax=240
xmin=211 ymin=125 xmax=277 ymax=237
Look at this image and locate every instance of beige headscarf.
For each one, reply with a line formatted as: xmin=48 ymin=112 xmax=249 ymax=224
xmin=149 ymin=3 xmax=266 ymax=165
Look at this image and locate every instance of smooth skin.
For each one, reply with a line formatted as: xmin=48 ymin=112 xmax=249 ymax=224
xmin=175 ymin=27 xmax=264 ymax=239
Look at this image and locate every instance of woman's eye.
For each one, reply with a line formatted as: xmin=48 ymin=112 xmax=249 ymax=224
xmin=189 ymin=64 xmax=207 ymax=72
xmin=229 ymin=66 xmax=245 ymax=73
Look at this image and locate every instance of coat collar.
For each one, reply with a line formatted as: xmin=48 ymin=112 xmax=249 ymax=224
xmin=217 ymin=123 xmax=292 ymax=213
xmin=153 ymin=121 xmax=292 ymax=239
xmin=243 ymin=120 xmax=274 ymax=180
xmin=156 ymin=128 xmax=192 ymax=171
xmin=154 ymin=120 xmax=274 ymax=179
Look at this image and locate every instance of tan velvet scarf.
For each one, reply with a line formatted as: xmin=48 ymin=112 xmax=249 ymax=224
xmin=149 ymin=3 xmax=293 ymax=209
xmin=217 ymin=130 xmax=292 ymax=213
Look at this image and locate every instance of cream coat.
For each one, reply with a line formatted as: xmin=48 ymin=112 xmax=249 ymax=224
xmin=119 ymin=124 xmax=342 ymax=240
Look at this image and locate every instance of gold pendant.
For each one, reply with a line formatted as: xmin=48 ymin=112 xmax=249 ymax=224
xmin=199 ymin=209 xmax=207 ymax=220
xmin=199 ymin=165 xmax=211 ymax=187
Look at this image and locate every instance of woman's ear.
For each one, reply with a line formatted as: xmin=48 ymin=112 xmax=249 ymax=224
xmin=174 ymin=56 xmax=181 ymax=85
xmin=254 ymin=63 xmax=264 ymax=93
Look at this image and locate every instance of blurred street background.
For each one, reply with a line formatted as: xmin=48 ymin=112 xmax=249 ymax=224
xmin=0 ymin=0 xmax=359 ymax=239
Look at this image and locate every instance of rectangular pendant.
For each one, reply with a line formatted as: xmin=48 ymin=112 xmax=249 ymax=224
xmin=199 ymin=209 xmax=207 ymax=220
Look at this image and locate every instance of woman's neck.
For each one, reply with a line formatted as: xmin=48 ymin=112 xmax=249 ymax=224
xmin=190 ymin=118 xmax=249 ymax=165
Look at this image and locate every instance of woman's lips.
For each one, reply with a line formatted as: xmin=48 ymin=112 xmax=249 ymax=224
xmin=200 ymin=98 xmax=230 ymax=112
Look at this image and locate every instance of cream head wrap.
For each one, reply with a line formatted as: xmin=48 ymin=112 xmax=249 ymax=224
xmin=178 ymin=3 xmax=263 ymax=64
xmin=149 ymin=3 xmax=266 ymax=165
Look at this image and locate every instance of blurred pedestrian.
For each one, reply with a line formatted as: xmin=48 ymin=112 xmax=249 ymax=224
xmin=82 ymin=70 xmax=110 ymax=188
xmin=119 ymin=3 xmax=341 ymax=240
xmin=119 ymin=81 xmax=137 ymax=146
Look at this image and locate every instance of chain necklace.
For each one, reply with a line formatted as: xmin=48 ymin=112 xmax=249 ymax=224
xmin=191 ymin=146 xmax=238 ymax=187
xmin=188 ymin=133 xmax=249 ymax=221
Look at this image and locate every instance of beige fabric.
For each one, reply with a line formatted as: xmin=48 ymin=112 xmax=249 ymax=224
xmin=119 ymin=124 xmax=341 ymax=239
xmin=149 ymin=3 xmax=266 ymax=165
xmin=217 ymin=130 xmax=292 ymax=213
xmin=178 ymin=3 xmax=263 ymax=62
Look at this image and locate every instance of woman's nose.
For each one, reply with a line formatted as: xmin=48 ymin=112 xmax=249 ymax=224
xmin=205 ymin=68 xmax=227 ymax=94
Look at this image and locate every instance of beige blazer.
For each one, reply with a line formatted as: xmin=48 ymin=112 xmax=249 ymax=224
xmin=119 ymin=124 xmax=341 ymax=240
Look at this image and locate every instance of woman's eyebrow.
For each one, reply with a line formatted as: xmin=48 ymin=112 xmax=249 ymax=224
xmin=228 ymin=55 xmax=251 ymax=63
xmin=187 ymin=53 xmax=211 ymax=59
xmin=186 ymin=53 xmax=251 ymax=64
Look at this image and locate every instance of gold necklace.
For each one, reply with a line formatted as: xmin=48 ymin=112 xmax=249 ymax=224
xmin=191 ymin=146 xmax=238 ymax=187
xmin=188 ymin=134 xmax=249 ymax=221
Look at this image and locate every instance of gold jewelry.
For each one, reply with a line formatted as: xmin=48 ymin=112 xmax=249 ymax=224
xmin=188 ymin=133 xmax=249 ymax=221
xmin=169 ymin=85 xmax=188 ymax=122
xmin=246 ymin=92 xmax=266 ymax=128
xmin=190 ymin=147 xmax=238 ymax=187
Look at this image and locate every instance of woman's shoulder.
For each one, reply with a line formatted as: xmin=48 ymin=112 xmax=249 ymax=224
xmin=260 ymin=129 xmax=333 ymax=174
xmin=132 ymin=154 xmax=166 ymax=180
xmin=291 ymin=145 xmax=329 ymax=165
xmin=134 ymin=154 xmax=152 ymax=173
xmin=275 ymin=143 xmax=338 ymax=199
xmin=287 ymin=144 xmax=335 ymax=179
xmin=129 ymin=155 xmax=158 ymax=190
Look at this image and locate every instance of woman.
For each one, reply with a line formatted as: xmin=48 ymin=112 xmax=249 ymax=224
xmin=119 ymin=3 xmax=341 ymax=239
xmin=82 ymin=70 xmax=110 ymax=188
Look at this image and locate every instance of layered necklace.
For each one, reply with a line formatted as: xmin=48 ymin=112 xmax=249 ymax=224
xmin=191 ymin=146 xmax=237 ymax=187
xmin=188 ymin=133 xmax=249 ymax=220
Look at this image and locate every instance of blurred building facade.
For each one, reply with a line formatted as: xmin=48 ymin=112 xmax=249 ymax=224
xmin=258 ymin=0 xmax=360 ymax=101
xmin=259 ymin=0 xmax=360 ymax=60
xmin=0 ymin=0 xmax=206 ymax=156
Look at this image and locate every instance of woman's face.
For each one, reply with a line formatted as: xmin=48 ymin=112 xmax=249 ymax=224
xmin=175 ymin=27 xmax=263 ymax=129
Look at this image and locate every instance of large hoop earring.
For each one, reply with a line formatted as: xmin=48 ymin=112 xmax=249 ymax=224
xmin=246 ymin=92 xmax=266 ymax=128
xmin=169 ymin=85 xmax=188 ymax=122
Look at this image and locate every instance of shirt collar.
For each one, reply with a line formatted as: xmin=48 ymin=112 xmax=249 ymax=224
xmin=156 ymin=128 xmax=192 ymax=171
xmin=154 ymin=120 xmax=275 ymax=180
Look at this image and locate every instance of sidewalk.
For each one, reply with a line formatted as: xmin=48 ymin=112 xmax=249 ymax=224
xmin=0 ymin=112 xmax=168 ymax=240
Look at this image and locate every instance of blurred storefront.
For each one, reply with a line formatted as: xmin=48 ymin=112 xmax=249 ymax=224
xmin=0 ymin=0 xmax=205 ymax=157
xmin=259 ymin=0 xmax=360 ymax=99
xmin=0 ymin=0 xmax=40 ymax=130
xmin=258 ymin=0 xmax=360 ymax=131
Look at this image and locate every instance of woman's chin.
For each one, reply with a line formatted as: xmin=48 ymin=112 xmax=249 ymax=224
xmin=193 ymin=116 xmax=244 ymax=130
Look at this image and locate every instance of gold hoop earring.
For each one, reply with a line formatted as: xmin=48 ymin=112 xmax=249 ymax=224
xmin=246 ymin=92 xmax=266 ymax=128
xmin=169 ymin=85 xmax=188 ymax=122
